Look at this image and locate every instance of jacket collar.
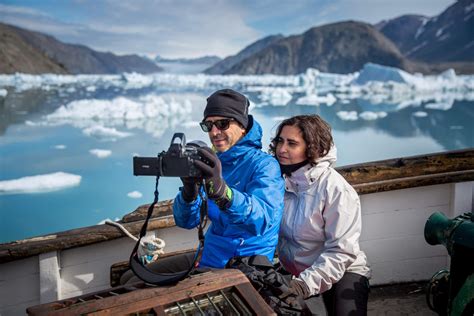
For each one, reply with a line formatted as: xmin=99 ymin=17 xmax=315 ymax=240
xmin=285 ymin=145 xmax=337 ymax=192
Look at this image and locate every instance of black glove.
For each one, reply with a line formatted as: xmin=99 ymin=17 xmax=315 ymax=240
xmin=264 ymin=271 xmax=311 ymax=310
xmin=280 ymin=279 xmax=310 ymax=300
xmin=180 ymin=177 xmax=199 ymax=202
xmin=194 ymin=147 xmax=232 ymax=209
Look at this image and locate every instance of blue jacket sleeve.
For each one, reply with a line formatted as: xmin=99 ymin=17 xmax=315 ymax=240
xmin=221 ymin=158 xmax=284 ymax=235
xmin=172 ymin=189 xmax=202 ymax=229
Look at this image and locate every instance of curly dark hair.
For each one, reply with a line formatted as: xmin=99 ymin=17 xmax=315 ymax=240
xmin=269 ymin=115 xmax=333 ymax=162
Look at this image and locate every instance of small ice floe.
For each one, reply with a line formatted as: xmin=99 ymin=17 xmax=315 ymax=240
xmin=359 ymin=111 xmax=387 ymax=120
xmin=0 ymin=88 xmax=7 ymax=97
xmin=296 ymin=93 xmax=336 ymax=106
xmin=425 ymin=99 xmax=454 ymax=111
xmin=0 ymin=172 xmax=81 ymax=194
xmin=83 ymin=125 xmax=132 ymax=140
xmin=127 ymin=191 xmax=143 ymax=199
xmin=181 ymin=121 xmax=199 ymax=128
xmin=413 ymin=111 xmax=428 ymax=117
xmin=89 ymin=149 xmax=112 ymax=158
xmin=337 ymin=111 xmax=358 ymax=121
xmin=54 ymin=144 xmax=66 ymax=149
xmin=272 ymin=116 xmax=288 ymax=122
xmin=85 ymin=86 xmax=96 ymax=92
xmin=259 ymin=88 xmax=293 ymax=106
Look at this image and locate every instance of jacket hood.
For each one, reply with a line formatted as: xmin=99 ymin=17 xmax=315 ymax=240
xmin=217 ymin=115 xmax=262 ymax=164
xmin=314 ymin=145 xmax=337 ymax=167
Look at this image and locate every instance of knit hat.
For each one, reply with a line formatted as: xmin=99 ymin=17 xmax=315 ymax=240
xmin=203 ymin=89 xmax=249 ymax=128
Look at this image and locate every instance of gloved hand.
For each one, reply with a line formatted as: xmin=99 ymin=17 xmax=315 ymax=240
xmin=264 ymin=271 xmax=311 ymax=310
xmin=180 ymin=177 xmax=200 ymax=203
xmin=194 ymin=147 xmax=232 ymax=209
xmin=280 ymin=279 xmax=310 ymax=301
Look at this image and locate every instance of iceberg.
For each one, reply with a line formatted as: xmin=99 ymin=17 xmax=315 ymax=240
xmin=83 ymin=126 xmax=132 ymax=140
xmin=359 ymin=111 xmax=387 ymax=120
xmin=354 ymin=63 xmax=414 ymax=85
xmin=89 ymin=149 xmax=112 ymax=158
xmin=337 ymin=111 xmax=358 ymax=121
xmin=0 ymin=172 xmax=81 ymax=194
xmin=127 ymin=191 xmax=143 ymax=199
xmin=44 ymin=94 xmax=194 ymax=138
xmin=296 ymin=93 xmax=336 ymax=106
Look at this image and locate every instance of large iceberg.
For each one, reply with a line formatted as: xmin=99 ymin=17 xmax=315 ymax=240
xmin=0 ymin=172 xmax=81 ymax=194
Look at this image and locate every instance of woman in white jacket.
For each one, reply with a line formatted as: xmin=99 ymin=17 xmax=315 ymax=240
xmin=270 ymin=114 xmax=371 ymax=315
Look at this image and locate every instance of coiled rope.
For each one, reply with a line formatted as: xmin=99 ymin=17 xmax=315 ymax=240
xmin=105 ymin=219 xmax=166 ymax=264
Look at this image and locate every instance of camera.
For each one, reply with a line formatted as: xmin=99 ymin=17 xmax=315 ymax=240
xmin=133 ymin=133 xmax=207 ymax=177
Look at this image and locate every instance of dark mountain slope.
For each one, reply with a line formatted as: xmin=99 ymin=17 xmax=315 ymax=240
xmin=0 ymin=23 xmax=68 ymax=74
xmin=378 ymin=0 xmax=474 ymax=62
xmin=225 ymin=21 xmax=410 ymax=75
xmin=0 ymin=23 xmax=162 ymax=74
xmin=204 ymin=35 xmax=284 ymax=74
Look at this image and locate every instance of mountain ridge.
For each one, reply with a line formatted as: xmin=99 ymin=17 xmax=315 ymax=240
xmin=0 ymin=22 xmax=162 ymax=75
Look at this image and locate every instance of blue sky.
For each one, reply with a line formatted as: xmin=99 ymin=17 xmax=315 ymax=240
xmin=0 ymin=0 xmax=455 ymax=59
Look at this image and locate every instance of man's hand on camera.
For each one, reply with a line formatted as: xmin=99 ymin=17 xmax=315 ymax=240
xmin=194 ymin=147 xmax=233 ymax=209
xmin=180 ymin=177 xmax=200 ymax=203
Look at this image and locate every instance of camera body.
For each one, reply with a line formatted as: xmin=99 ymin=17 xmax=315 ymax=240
xmin=133 ymin=133 xmax=206 ymax=177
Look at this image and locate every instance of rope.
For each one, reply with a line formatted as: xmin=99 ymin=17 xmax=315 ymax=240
xmin=105 ymin=219 xmax=166 ymax=264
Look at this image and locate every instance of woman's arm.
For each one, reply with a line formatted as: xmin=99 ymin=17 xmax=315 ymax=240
xmin=298 ymin=182 xmax=362 ymax=295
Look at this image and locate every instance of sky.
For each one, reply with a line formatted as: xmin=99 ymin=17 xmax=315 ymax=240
xmin=0 ymin=0 xmax=456 ymax=59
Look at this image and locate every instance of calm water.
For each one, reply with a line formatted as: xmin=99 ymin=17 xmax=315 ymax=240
xmin=0 ymin=71 xmax=473 ymax=243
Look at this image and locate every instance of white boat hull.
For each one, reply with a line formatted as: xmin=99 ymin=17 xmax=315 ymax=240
xmin=1 ymin=181 xmax=472 ymax=315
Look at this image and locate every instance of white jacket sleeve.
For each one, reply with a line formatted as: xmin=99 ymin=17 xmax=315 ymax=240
xmin=297 ymin=185 xmax=362 ymax=295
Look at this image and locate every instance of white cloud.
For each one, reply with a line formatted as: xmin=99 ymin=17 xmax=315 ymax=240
xmin=0 ymin=172 xmax=81 ymax=194
xmin=89 ymin=149 xmax=112 ymax=158
xmin=1 ymin=1 xmax=454 ymax=58
xmin=127 ymin=191 xmax=143 ymax=199
xmin=0 ymin=2 xmax=258 ymax=58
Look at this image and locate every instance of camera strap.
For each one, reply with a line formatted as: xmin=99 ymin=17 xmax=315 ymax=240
xmin=129 ymin=176 xmax=207 ymax=285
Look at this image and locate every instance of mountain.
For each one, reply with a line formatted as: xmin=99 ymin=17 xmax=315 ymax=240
xmin=0 ymin=23 xmax=162 ymax=74
xmin=375 ymin=15 xmax=428 ymax=54
xmin=219 ymin=22 xmax=411 ymax=75
xmin=155 ymin=55 xmax=221 ymax=65
xmin=0 ymin=23 xmax=68 ymax=74
xmin=204 ymin=35 xmax=284 ymax=74
xmin=377 ymin=0 xmax=474 ymax=62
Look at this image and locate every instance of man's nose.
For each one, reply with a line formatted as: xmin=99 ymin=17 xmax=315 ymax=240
xmin=210 ymin=125 xmax=220 ymax=135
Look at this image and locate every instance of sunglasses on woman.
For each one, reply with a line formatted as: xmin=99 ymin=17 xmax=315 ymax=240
xmin=200 ymin=118 xmax=235 ymax=132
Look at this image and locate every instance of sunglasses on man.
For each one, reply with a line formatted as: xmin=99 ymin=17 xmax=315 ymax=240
xmin=200 ymin=118 xmax=235 ymax=132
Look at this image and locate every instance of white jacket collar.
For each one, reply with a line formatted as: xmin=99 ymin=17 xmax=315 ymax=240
xmin=285 ymin=145 xmax=337 ymax=192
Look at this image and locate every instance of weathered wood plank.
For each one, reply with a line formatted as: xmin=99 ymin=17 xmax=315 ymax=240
xmin=0 ymin=215 xmax=175 ymax=264
xmin=338 ymin=148 xmax=474 ymax=184
xmin=27 ymin=269 xmax=274 ymax=316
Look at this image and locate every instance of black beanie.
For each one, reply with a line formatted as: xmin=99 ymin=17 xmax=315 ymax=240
xmin=203 ymin=89 xmax=249 ymax=128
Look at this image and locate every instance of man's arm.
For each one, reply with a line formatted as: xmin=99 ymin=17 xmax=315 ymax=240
xmin=172 ymin=189 xmax=202 ymax=229
xmin=221 ymin=158 xmax=285 ymax=236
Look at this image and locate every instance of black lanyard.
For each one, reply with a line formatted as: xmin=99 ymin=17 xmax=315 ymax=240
xmin=129 ymin=176 xmax=207 ymax=285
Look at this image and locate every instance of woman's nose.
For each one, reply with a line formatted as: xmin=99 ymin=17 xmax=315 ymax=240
xmin=278 ymin=143 xmax=287 ymax=153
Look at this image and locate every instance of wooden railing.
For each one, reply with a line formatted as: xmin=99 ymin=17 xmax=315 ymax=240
xmin=1 ymin=148 xmax=473 ymax=264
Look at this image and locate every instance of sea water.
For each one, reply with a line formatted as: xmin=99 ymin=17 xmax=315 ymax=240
xmin=0 ymin=65 xmax=473 ymax=243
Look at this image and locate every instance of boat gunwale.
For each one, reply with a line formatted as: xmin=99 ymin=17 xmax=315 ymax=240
xmin=1 ymin=148 xmax=473 ymax=263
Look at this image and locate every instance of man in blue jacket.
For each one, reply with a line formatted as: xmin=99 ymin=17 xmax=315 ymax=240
xmin=174 ymin=88 xmax=284 ymax=268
